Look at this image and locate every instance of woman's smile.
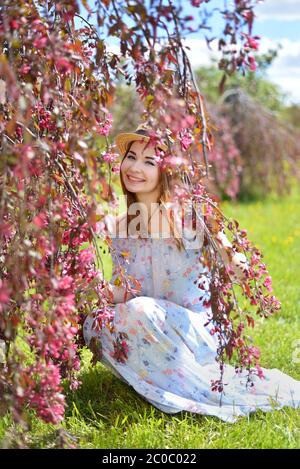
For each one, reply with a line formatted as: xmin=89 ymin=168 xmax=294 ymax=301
xmin=126 ymin=174 xmax=146 ymax=183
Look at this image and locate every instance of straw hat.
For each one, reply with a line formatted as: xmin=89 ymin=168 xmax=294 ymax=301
xmin=115 ymin=124 xmax=172 ymax=157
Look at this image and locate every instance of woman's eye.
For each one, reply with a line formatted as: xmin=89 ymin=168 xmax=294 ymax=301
xmin=127 ymin=155 xmax=154 ymax=166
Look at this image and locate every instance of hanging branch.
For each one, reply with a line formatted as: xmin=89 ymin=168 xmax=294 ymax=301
xmin=0 ymin=0 xmax=279 ymax=436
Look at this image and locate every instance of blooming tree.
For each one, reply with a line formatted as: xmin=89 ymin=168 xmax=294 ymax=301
xmin=0 ymin=0 xmax=281 ymax=436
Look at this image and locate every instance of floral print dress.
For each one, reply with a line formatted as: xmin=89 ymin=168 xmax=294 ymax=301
xmin=83 ymin=217 xmax=300 ymax=423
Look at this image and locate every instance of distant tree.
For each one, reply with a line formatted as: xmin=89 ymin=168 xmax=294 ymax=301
xmin=280 ymin=103 xmax=300 ymax=130
xmin=110 ymin=81 xmax=143 ymax=136
xmin=193 ymin=47 xmax=300 ymax=200
xmin=222 ymin=89 xmax=300 ymax=199
xmin=195 ymin=47 xmax=287 ymax=113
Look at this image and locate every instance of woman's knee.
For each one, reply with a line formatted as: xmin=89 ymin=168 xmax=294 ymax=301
xmin=127 ymin=295 xmax=154 ymax=309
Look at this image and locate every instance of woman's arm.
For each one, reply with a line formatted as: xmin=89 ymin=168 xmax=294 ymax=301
xmin=103 ymin=213 xmax=142 ymax=303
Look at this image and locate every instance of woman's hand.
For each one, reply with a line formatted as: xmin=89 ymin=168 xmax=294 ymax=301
xmin=215 ymin=231 xmax=249 ymax=282
xmin=230 ymin=251 xmax=250 ymax=282
xmin=102 ymin=282 xmax=136 ymax=304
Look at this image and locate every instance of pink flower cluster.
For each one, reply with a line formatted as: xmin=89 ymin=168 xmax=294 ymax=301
xmin=0 ymin=279 xmax=11 ymax=313
xmin=190 ymin=0 xmax=206 ymax=7
xmin=242 ymin=33 xmax=260 ymax=51
xmin=18 ymin=362 xmax=65 ymax=424
xmin=95 ymin=113 xmax=113 ymax=136
xmin=102 ymin=151 xmax=118 ymax=164
xmin=179 ymin=128 xmax=193 ymax=151
xmin=33 ymin=101 xmax=57 ymax=134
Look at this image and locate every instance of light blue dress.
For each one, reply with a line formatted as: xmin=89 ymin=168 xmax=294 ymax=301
xmin=83 ymin=221 xmax=300 ymax=423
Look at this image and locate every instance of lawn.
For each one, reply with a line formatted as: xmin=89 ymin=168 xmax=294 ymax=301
xmin=1 ymin=187 xmax=300 ymax=449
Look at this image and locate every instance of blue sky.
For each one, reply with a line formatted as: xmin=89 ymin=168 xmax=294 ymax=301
xmin=77 ymin=1 xmax=300 ymax=104
xmin=180 ymin=0 xmax=300 ymax=104
xmin=252 ymin=0 xmax=300 ymax=103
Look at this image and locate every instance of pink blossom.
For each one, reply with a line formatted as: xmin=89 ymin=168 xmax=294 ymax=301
xmin=96 ymin=113 xmax=113 ymax=136
xmin=55 ymin=57 xmax=73 ymax=74
xmin=248 ymin=346 xmax=260 ymax=360
xmin=247 ymin=36 xmax=260 ymax=50
xmin=33 ymin=212 xmax=48 ymax=228
xmin=0 ymin=222 xmax=13 ymax=237
xmin=32 ymin=19 xmax=47 ymax=30
xmin=70 ymin=378 xmax=81 ymax=391
xmin=179 ymin=129 xmax=193 ymax=151
xmin=242 ymin=10 xmax=254 ymax=23
xmin=20 ymin=64 xmax=31 ymax=75
xmin=111 ymin=165 xmax=120 ymax=174
xmin=77 ymin=247 xmax=94 ymax=267
xmin=251 ymin=253 xmax=261 ymax=265
xmin=163 ymin=155 xmax=187 ymax=168
xmin=0 ymin=279 xmax=10 ymax=309
xmin=57 ymin=142 xmax=66 ymax=151
xmin=102 ymin=151 xmax=118 ymax=164
xmin=19 ymin=362 xmax=65 ymax=425
xmin=255 ymin=365 xmax=265 ymax=379
xmin=191 ymin=0 xmax=203 ymax=7
xmin=57 ymin=276 xmax=74 ymax=290
xmin=33 ymin=36 xmax=48 ymax=49
xmin=9 ymin=19 xmax=20 ymax=30
xmin=192 ymin=183 xmax=205 ymax=197
xmin=248 ymin=55 xmax=257 ymax=71
xmin=263 ymin=275 xmax=273 ymax=292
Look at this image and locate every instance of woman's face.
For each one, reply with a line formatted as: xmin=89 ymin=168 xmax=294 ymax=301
xmin=120 ymin=140 xmax=161 ymax=196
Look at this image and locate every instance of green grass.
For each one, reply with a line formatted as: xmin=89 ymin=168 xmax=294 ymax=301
xmin=1 ymin=187 xmax=300 ymax=448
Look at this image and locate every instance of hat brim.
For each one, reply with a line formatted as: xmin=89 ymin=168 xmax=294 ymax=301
xmin=115 ymin=132 xmax=168 ymax=157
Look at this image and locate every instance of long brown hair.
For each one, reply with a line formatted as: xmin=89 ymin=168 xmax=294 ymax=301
xmin=119 ymin=140 xmax=186 ymax=251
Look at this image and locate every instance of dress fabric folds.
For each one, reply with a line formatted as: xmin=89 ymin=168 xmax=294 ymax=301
xmin=83 ymin=218 xmax=300 ymax=423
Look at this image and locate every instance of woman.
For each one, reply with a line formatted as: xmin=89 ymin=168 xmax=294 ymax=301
xmin=83 ymin=124 xmax=300 ymax=423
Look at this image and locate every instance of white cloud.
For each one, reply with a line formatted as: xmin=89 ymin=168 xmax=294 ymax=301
xmin=259 ymin=37 xmax=300 ymax=103
xmin=183 ymin=36 xmax=300 ymax=104
xmin=182 ymin=38 xmax=217 ymax=67
xmin=255 ymin=0 xmax=300 ymax=21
